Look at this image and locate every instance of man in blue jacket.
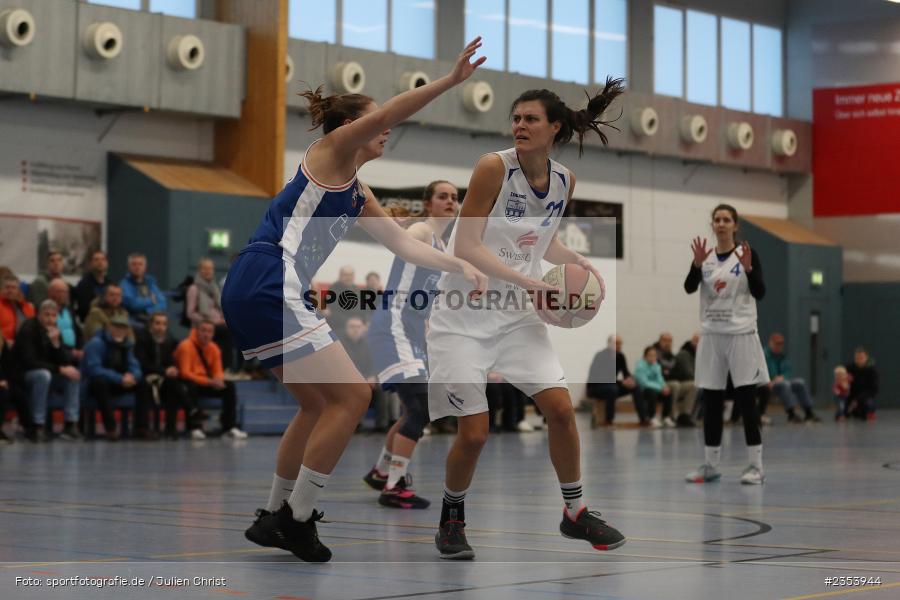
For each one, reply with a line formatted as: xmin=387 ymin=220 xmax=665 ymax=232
xmin=764 ymin=332 xmax=820 ymax=424
xmin=82 ymin=315 xmax=156 ymax=441
xmin=120 ymin=253 xmax=167 ymax=329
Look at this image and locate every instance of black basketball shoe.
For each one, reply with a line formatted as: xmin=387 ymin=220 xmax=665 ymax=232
xmin=378 ymin=476 xmax=430 ymax=509
xmin=559 ymin=508 xmax=626 ymax=551
xmin=249 ymin=502 xmax=332 ymax=562
xmin=244 ymin=508 xmax=275 ymax=548
xmin=435 ymin=521 xmax=475 ymax=560
xmin=363 ymin=468 xmax=388 ymax=491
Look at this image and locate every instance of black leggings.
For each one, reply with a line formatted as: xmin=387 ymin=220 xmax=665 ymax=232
xmin=702 ymin=385 xmax=762 ymax=447
xmin=395 ymin=377 xmax=430 ymax=442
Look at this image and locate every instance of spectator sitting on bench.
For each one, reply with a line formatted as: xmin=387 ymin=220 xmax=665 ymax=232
xmin=83 ymin=283 xmax=133 ymax=341
xmin=74 ymin=250 xmax=112 ymax=323
xmin=846 ymin=346 xmax=879 ymax=422
xmin=134 ymin=312 xmax=201 ymax=440
xmin=28 ymin=250 xmax=68 ymax=307
xmin=16 ymin=300 xmax=81 ymax=442
xmin=586 ymin=335 xmax=642 ymax=428
xmin=1 ymin=274 xmax=35 ymax=346
xmin=764 ymin=332 xmax=821 ymax=424
xmin=120 ymin=253 xmax=167 ymax=329
xmin=48 ymin=279 xmax=83 ymax=362
xmin=82 ymin=315 xmax=154 ymax=441
xmin=174 ymin=320 xmax=247 ymax=439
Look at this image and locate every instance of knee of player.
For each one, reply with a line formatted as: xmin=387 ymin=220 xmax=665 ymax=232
xmin=457 ymin=426 xmax=489 ymax=449
xmin=543 ymin=405 xmax=576 ymax=428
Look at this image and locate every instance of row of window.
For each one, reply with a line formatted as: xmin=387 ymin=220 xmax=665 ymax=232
xmin=654 ymin=5 xmax=783 ymax=116
xmin=88 ymin=1 xmax=783 ymax=117
xmin=293 ymin=0 xmax=628 ymax=85
xmin=88 ymin=0 xmax=196 ymax=19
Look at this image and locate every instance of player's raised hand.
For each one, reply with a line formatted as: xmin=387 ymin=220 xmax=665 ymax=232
xmin=691 ymin=237 xmax=712 ymax=267
xmin=448 ymin=37 xmax=487 ymax=85
xmin=737 ymin=240 xmax=753 ymax=273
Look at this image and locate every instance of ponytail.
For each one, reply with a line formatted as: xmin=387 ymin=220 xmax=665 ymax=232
xmin=510 ymin=76 xmax=626 ymax=155
xmin=299 ymin=84 xmax=373 ymax=134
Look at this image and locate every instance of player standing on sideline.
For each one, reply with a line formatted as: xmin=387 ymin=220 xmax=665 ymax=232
xmin=427 ymin=79 xmax=628 ymax=559
xmin=222 ymin=39 xmax=488 ymax=563
xmin=685 ymin=204 xmax=769 ymax=485
xmin=363 ymin=181 xmax=461 ymax=509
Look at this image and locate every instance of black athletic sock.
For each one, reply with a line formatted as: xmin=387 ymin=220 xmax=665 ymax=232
xmin=702 ymin=389 xmax=725 ymax=447
xmin=440 ymin=487 xmax=467 ymax=526
xmin=735 ymin=385 xmax=762 ymax=446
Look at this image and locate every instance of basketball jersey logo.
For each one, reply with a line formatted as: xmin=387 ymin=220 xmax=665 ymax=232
xmin=329 ymin=214 xmax=350 ymax=241
xmin=516 ymin=231 xmax=538 ymax=248
xmin=714 ymin=279 xmax=727 ymax=294
xmin=505 ymin=192 xmax=527 ymax=222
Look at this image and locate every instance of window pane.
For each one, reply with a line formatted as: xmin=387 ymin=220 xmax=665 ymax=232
xmin=753 ymin=24 xmax=783 ymax=116
xmin=552 ymin=0 xmax=588 ymax=83
xmin=88 ymin=0 xmax=141 ymax=9
xmin=150 ymin=0 xmax=195 ymax=18
xmin=686 ymin=10 xmax=716 ymax=105
xmin=508 ymin=0 xmax=548 ymax=77
xmin=289 ymin=0 xmax=336 ymax=43
xmin=465 ymin=0 xmax=505 ymax=71
xmin=721 ymin=17 xmax=751 ymax=112
xmin=653 ymin=5 xmax=683 ymax=97
xmin=343 ymin=0 xmax=387 ymax=51
xmin=594 ymin=0 xmax=627 ymax=83
xmin=392 ymin=0 xmax=435 ymax=59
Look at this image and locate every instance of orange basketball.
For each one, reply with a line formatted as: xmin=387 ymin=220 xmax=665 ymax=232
xmin=537 ymin=263 xmax=604 ymax=328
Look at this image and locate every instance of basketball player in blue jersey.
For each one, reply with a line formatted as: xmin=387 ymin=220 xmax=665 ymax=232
xmin=221 ymin=39 xmax=488 ymax=563
xmin=362 ymin=181 xmax=460 ymax=509
xmin=427 ymin=80 xmax=627 ymax=560
xmin=685 ymin=204 xmax=769 ymax=485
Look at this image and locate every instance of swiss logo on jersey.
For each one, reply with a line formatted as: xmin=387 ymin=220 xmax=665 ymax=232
xmin=505 ymin=193 xmax=527 ymax=222
xmin=714 ymin=279 xmax=727 ymax=294
xmin=516 ymin=231 xmax=538 ymax=248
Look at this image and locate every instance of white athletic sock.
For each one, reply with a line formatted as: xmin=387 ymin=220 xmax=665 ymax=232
xmin=374 ymin=445 xmax=392 ymax=475
xmin=705 ymin=446 xmax=722 ymax=468
xmin=288 ymin=465 xmax=329 ymax=522
xmin=266 ymin=474 xmax=296 ymax=512
xmin=560 ymin=480 xmax=586 ymax=520
xmin=386 ymin=456 xmax=410 ymax=490
xmin=748 ymin=445 xmax=763 ymax=471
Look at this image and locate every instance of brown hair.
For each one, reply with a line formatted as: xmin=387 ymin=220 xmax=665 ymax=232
xmin=509 ymin=76 xmax=626 ymax=156
xmin=384 ymin=203 xmax=412 ymax=219
xmin=300 ymin=85 xmax=374 ymax=134
xmin=419 ymin=180 xmax=458 ymax=218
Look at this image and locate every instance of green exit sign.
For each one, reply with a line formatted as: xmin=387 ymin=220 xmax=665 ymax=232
xmin=810 ymin=270 xmax=824 ymax=287
xmin=208 ymin=229 xmax=230 ymax=250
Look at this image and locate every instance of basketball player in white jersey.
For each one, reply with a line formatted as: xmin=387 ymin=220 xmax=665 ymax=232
xmin=684 ymin=204 xmax=769 ymax=485
xmin=224 ymin=39 xmax=488 ymax=562
xmin=427 ymin=80 xmax=628 ymax=559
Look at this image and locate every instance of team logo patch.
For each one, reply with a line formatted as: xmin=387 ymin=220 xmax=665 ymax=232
xmin=329 ymin=214 xmax=350 ymax=241
xmin=714 ymin=279 xmax=727 ymax=294
xmin=352 ymin=183 xmax=365 ymax=209
xmin=505 ymin=192 xmax=527 ymax=222
xmin=516 ymin=230 xmax=538 ymax=249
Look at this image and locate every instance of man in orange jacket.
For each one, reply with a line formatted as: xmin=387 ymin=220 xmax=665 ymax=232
xmin=1 ymin=275 xmax=35 ymax=345
xmin=174 ymin=319 xmax=247 ymax=439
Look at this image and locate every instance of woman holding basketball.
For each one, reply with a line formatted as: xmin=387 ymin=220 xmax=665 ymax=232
xmin=684 ymin=204 xmax=769 ymax=485
xmin=222 ymin=38 xmax=488 ymax=563
xmin=362 ymin=181 xmax=461 ymax=510
xmin=427 ymin=80 xmax=627 ymax=559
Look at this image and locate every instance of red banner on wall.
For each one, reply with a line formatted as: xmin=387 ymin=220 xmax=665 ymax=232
xmin=813 ymin=83 xmax=900 ymax=217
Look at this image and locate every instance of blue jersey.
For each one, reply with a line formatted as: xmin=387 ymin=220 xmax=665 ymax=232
xmin=367 ymin=231 xmax=444 ymax=386
xmin=221 ymin=140 xmax=365 ymax=368
xmin=249 ymin=140 xmax=366 ymax=282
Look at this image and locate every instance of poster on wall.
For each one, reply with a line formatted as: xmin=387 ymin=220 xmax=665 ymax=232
xmin=345 ymin=186 xmax=623 ymax=259
xmin=813 ymin=82 xmax=900 ymax=217
xmin=0 ymin=214 xmax=101 ymax=277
